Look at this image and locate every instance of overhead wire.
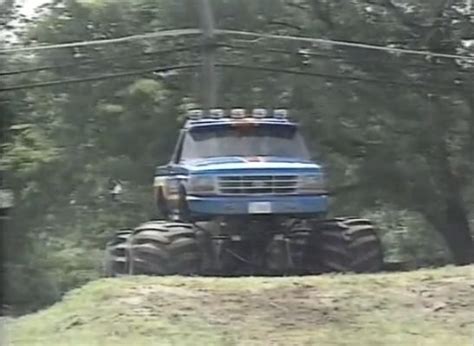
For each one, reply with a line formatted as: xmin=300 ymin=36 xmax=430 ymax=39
xmin=220 ymin=43 xmax=468 ymax=71
xmin=215 ymin=63 xmax=470 ymax=92
xmin=1 ymin=27 xmax=473 ymax=63
xmin=0 ymin=28 xmax=201 ymax=54
xmin=0 ymin=62 xmax=470 ymax=93
xmin=3 ymin=42 xmax=472 ymax=78
xmin=216 ymin=29 xmax=474 ymax=62
xmin=218 ymin=43 xmax=474 ymax=84
xmin=1 ymin=30 xmax=472 ymax=92
xmin=0 ymin=45 xmax=200 ymax=76
xmin=0 ymin=64 xmax=199 ymax=92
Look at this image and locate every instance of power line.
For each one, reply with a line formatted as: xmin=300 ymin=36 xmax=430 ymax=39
xmin=0 ymin=45 xmax=199 ymax=76
xmin=1 ymin=62 xmax=470 ymax=93
xmin=221 ymin=43 xmax=458 ymax=69
xmin=3 ymin=42 xmax=471 ymax=87
xmin=215 ymin=63 xmax=471 ymax=92
xmin=3 ymin=27 xmax=473 ymax=64
xmin=220 ymin=43 xmax=474 ymax=78
xmin=0 ymin=64 xmax=199 ymax=92
xmin=217 ymin=29 xmax=474 ymax=62
xmin=5 ymin=41 xmax=469 ymax=79
xmin=0 ymin=28 xmax=201 ymax=54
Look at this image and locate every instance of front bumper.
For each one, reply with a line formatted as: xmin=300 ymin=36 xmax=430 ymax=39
xmin=186 ymin=194 xmax=328 ymax=216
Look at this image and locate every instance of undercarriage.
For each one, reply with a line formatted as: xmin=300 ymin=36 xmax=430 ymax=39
xmin=104 ymin=217 xmax=384 ymax=277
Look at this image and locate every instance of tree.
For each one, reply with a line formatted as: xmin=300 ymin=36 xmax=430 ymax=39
xmin=211 ymin=0 xmax=474 ymax=264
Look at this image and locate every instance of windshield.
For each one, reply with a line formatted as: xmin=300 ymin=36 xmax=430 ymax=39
xmin=180 ymin=124 xmax=310 ymax=160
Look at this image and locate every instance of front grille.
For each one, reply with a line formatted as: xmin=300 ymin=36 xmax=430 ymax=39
xmin=218 ymin=175 xmax=298 ymax=195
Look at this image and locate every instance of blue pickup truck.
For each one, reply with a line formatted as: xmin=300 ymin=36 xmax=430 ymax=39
xmin=154 ymin=109 xmax=328 ymax=220
xmin=104 ymin=109 xmax=383 ymax=276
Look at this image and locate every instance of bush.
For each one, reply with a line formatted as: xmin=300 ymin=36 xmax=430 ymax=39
xmin=364 ymin=207 xmax=451 ymax=267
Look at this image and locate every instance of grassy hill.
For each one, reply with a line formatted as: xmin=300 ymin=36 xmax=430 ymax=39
xmin=4 ymin=265 xmax=474 ymax=346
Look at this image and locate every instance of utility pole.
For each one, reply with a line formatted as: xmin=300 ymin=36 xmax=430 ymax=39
xmin=198 ymin=0 xmax=217 ymax=111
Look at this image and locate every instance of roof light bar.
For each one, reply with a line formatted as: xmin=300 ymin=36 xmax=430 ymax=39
xmin=209 ymin=108 xmax=225 ymax=118
xmin=230 ymin=108 xmax=246 ymax=118
xmin=273 ymin=109 xmax=288 ymax=119
xmin=187 ymin=109 xmax=203 ymax=119
xmin=186 ymin=108 xmax=289 ymax=120
xmin=252 ymin=108 xmax=267 ymax=118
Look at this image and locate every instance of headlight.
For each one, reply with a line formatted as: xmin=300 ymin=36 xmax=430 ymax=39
xmin=188 ymin=175 xmax=216 ymax=194
xmin=298 ymin=174 xmax=326 ymax=193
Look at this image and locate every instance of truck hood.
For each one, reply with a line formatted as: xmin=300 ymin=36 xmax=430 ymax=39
xmin=182 ymin=156 xmax=322 ymax=174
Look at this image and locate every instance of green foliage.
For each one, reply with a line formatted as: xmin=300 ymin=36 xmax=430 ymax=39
xmin=364 ymin=207 xmax=451 ymax=266
xmin=2 ymin=126 xmax=62 ymax=174
xmin=7 ymin=266 xmax=474 ymax=345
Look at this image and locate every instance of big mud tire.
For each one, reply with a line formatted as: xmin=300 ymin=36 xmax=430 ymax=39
xmin=128 ymin=221 xmax=201 ymax=275
xmin=103 ymin=229 xmax=132 ymax=277
xmin=317 ymin=218 xmax=384 ymax=273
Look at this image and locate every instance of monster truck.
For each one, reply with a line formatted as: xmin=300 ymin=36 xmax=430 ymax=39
xmin=104 ymin=108 xmax=383 ymax=276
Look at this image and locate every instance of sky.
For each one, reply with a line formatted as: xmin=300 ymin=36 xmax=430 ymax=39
xmin=20 ymin=0 xmax=50 ymax=17
xmin=0 ymin=0 xmax=49 ymax=43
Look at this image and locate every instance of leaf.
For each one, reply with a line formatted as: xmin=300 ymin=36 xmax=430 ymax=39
xmin=9 ymin=124 xmax=33 ymax=131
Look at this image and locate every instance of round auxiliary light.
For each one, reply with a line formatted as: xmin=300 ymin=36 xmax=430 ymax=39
xmin=187 ymin=109 xmax=203 ymax=120
xmin=252 ymin=108 xmax=267 ymax=118
xmin=230 ymin=108 xmax=246 ymax=119
xmin=209 ymin=108 xmax=225 ymax=118
xmin=273 ymin=109 xmax=288 ymax=119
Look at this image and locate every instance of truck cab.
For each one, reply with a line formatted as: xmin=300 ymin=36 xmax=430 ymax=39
xmin=154 ymin=108 xmax=328 ymax=221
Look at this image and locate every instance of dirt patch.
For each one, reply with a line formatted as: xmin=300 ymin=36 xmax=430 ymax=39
xmin=9 ymin=266 xmax=474 ymax=346
xmin=118 ymin=284 xmax=207 ymax=306
xmin=121 ymin=273 xmax=474 ymax=337
xmin=138 ymin=283 xmax=346 ymax=331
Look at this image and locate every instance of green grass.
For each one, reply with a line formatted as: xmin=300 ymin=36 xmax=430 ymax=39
xmin=5 ymin=265 xmax=474 ymax=346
